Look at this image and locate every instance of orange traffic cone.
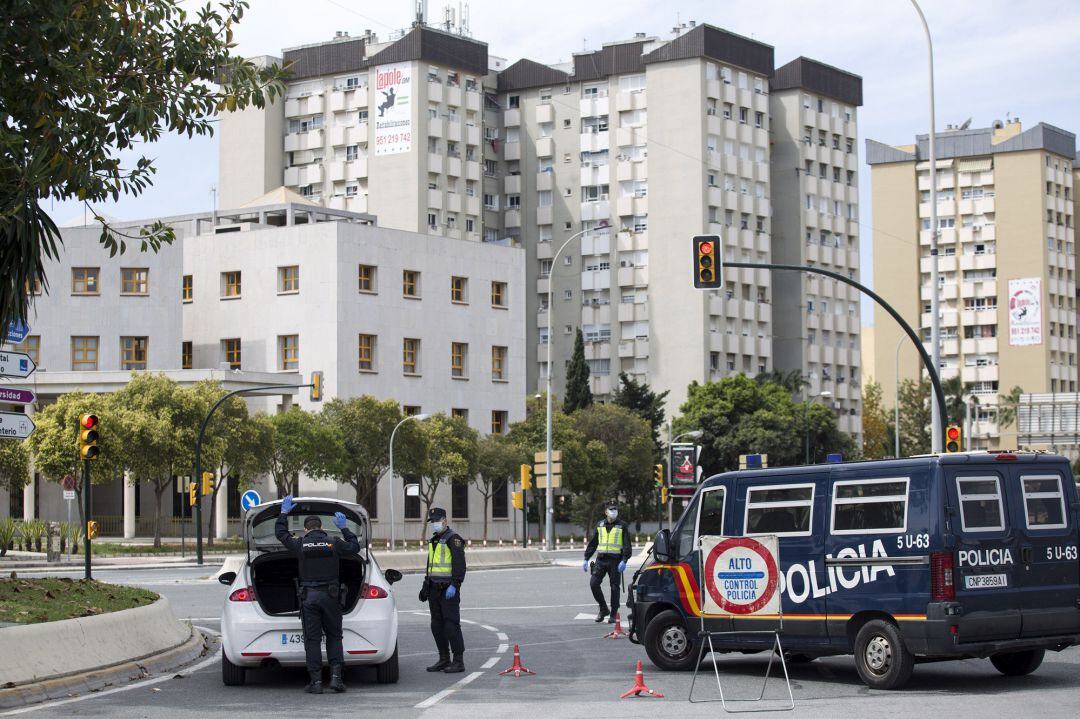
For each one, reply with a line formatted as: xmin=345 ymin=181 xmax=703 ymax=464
xmin=620 ymin=660 xmax=664 ymax=699
xmin=603 ymin=611 xmax=625 ymax=639
xmin=498 ymin=644 xmax=536 ymax=677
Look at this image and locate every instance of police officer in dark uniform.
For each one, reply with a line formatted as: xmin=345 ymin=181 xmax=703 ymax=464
xmin=583 ymin=499 xmax=632 ymax=623
xmin=275 ymin=495 xmax=360 ymax=694
xmin=419 ymin=507 xmax=467 ymax=673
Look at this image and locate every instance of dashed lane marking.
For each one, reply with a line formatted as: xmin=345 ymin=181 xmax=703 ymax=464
xmin=496 ymin=632 xmax=508 ymax=641
xmin=481 ymin=657 xmax=499 ymax=669
xmin=413 ymin=619 xmax=507 ymax=709
xmin=497 ymin=643 xmax=508 ymax=653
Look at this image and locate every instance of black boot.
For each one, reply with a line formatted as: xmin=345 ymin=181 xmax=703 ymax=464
xmin=443 ymin=655 xmax=465 ymax=674
xmin=329 ymin=664 xmax=346 ymax=693
xmin=426 ymin=654 xmax=451 ymax=672
xmin=304 ymin=670 xmax=323 ymax=694
xmin=594 ymin=608 xmax=609 ymax=623
xmin=607 ymin=613 xmax=618 ymax=624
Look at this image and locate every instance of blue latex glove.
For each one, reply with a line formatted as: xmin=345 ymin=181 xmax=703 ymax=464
xmin=582 ymin=560 xmax=589 ymax=573
xmin=333 ymin=512 xmax=347 ymax=530
xmin=445 ymin=585 xmax=457 ymax=599
xmin=617 ymin=560 xmax=627 ymax=573
xmin=281 ymin=495 xmax=295 ymax=514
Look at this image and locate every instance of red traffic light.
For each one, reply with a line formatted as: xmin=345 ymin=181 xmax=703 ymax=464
xmin=946 ymin=427 xmax=960 ymax=441
xmin=698 ymin=241 xmax=713 ymax=256
xmin=80 ymin=413 xmax=98 ymax=430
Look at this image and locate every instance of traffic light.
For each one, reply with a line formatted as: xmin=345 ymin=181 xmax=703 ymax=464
xmin=86 ymin=520 xmax=98 ymax=540
xmin=520 ymin=464 xmax=533 ymax=490
xmin=512 ymin=491 xmax=523 ymax=510
xmin=188 ymin=481 xmax=198 ymax=507
xmin=77 ymin=414 xmax=100 ymax=460
xmin=310 ymin=371 xmax=323 ymax=402
xmin=661 ymin=487 xmax=669 ymax=504
xmin=201 ymin=471 xmax=214 ymax=495
xmin=692 ymin=235 xmax=722 ymax=289
xmin=945 ymin=425 xmax=962 ymax=453
xmin=653 ymin=464 xmax=664 ymax=488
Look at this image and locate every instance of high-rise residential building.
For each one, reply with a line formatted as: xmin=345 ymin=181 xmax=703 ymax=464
xmin=868 ymin=119 xmax=1077 ymax=449
xmin=769 ymin=58 xmax=864 ymax=438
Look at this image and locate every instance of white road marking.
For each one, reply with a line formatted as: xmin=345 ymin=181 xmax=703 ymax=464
xmin=0 ymin=627 xmax=222 ymax=717
xmin=497 ymin=643 xmax=508 ymax=653
xmin=414 ymin=671 xmax=483 ymax=709
xmin=496 ymin=632 xmax=508 ymax=641
xmin=481 ymin=657 xmax=499 ymax=669
xmin=459 ymin=618 xmax=478 ymax=625
xmin=480 ymin=624 xmax=498 ymax=632
xmin=574 ymin=612 xmax=596 ymax=620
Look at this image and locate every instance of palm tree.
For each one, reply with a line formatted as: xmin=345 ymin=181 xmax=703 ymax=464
xmin=996 ymin=385 xmax=1024 ymax=430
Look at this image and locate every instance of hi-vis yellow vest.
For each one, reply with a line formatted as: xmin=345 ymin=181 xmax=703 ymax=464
xmin=427 ymin=533 xmax=456 ymax=580
xmin=597 ymin=523 xmax=623 ymax=555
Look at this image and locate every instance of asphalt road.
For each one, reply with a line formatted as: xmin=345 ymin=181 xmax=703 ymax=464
xmin=7 ymin=562 xmax=1080 ymax=718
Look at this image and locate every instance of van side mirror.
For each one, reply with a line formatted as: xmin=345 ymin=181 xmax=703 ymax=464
xmin=384 ymin=569 xmax=403 ymax=585
xmin=653 ymin=529 xmax=671 ymax=563
xmin=218 ymin=571 xmax=237 ymax=586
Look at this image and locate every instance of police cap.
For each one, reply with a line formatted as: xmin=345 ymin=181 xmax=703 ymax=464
xmin=303 ymin=515 xmax=322 ymax=530
xmin=604 ymin=499 xmax=618 ymax=510
xmin=427 ymin=507 xmax=447 ymax=522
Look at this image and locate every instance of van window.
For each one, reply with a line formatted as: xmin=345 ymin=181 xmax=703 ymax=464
xmin=957 ymin=476 xmax=1005 ymax=532
xmin=744 ymin=484 xmax=813 ymax=536
xmin=696 ymin=487 xmax=726 ymax=539
xmin=673 ymin=494 xmax=701 ymax=558
xmin=1020 ymin=475 xmax=1067 ymax=529
xmin=831 ymin=478 xmax=908 ymax=534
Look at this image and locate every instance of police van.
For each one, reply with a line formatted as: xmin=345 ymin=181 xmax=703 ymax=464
xmin=627 ymin=452 xmax=1080 ymax=689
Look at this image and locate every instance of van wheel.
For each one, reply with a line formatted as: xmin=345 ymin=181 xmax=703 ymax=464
xmin=643 ymin=610 xmax=698 ymax=671
xmin=222 ymin=650 xmax=247 ymax=686
xmin=853 ymin=620 xmax=913 ymax=690
xmin=990 ymin=649 xmax=1044 ymax=677
xmin=375 ymin=645 xmax=399 ymax=684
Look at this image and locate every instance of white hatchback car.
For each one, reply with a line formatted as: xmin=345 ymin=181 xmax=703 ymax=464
xmin=218 ymin=498 xmax=401 ymax=686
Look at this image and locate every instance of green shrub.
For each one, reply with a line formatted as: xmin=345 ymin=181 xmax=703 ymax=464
xmin=0 ymin=517 xmax=16 ymax=556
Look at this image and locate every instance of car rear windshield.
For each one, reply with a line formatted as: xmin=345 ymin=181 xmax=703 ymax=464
xmin=251 ymin=513 xmax=368 ymax=549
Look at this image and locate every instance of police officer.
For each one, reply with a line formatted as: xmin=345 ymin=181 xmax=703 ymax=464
xmin=583 ymin=499 xmax=632 ymax=623
xmin=275 ymin=495 xmax=360 ymax=694
xmin=419 ymin=507 xmax=467 ymax=673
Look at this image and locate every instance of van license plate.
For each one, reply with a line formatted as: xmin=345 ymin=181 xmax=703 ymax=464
xmin=964 ymin=573 xmax=1008 ymax=589
xmin=281 ymin=633 xmax=305 ymax=645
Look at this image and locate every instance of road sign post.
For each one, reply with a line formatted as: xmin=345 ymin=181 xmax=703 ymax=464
xmin=83 ymin=459 xmax=92 ymax=580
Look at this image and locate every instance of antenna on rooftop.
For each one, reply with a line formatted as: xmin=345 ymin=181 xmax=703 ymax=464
xmin=414 ymin=0 xmax=427 ymax=27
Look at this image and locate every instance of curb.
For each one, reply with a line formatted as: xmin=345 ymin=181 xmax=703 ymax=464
xmin=0 ymin=628 xmax=209 ymax=710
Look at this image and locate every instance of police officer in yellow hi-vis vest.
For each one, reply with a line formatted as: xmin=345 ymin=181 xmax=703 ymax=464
xmin=583 ymin=499 xmax=633 ymax=623
xmin=419 ymin=507 xmax=467 ymax=673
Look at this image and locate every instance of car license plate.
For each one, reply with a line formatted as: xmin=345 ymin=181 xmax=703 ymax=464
xmin=964 ymin=573 xmax=1008 ymax=589
xmin=281 ymin=633 xmax=305 ymax=645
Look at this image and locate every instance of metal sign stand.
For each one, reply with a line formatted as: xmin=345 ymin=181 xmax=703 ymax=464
xmin=688 ymin=537 xmax=794 ymax=713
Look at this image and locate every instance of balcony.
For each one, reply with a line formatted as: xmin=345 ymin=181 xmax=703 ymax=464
xmin=504 ymin=174 xmax=522 ymax=194
xmin=284 ymin=129 xmax=324 ymax=152
xmin=505 ymin=208 xmax=522 ymax=228
xmin=427 ymin=153 xmax=443 ymax=174
xmin=536 ymin=205 xmax=553 ymax=225
xmin=580 ymin=200 xmax=610 ymax=222
xmin=580 ymin=131 xmax=609 ymax=154
xmin=427 ymin=188 xmax=443 ymax=210
xmin=536 ymin=171 xmax=553 ymax=192
xmin=505 ymin=141 xmax=521 ymax=161
xmin=536 ymin=136 xmax=554 ymax=157
xmin=446 ymin=85 xmax=462 ymax=107
xmin=580 ymin=96 xmax=609 ymax=118
xmin=582 ymin=164 xmax=611 ymax=186
xmin=504 ymin=108 xmax=520 ymax=127
xmin=465 ymin=160 xmax=480 ymax=181
xmin=283 ymin=162 xmax=322 ymax=187
xmin=428 ymin=80 xmax=443 ymax=104
xmin=535 ymin=103 xmax=554 ymax=124
xmin=616 ymin=195 xmax=648 ymax=217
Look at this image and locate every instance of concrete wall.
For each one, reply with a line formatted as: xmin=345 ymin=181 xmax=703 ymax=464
xmin=218 ymin=55 xmax=284 ymax=208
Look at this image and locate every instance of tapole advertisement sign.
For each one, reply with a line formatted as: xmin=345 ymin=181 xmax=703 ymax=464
xmin=1008 ymin=277 xmax=1042 ymax=346
xmin=671 ymin=443 xmax=698 ymax=486
xmin=373 ymin=62 xmax=412 ymax=156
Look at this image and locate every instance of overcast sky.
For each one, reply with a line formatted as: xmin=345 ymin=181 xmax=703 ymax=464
xmin=52 ymin=0 xmax=1080 ymax=323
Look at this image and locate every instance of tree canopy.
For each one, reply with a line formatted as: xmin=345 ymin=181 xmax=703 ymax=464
xmin=563 ymin=328 xmax=592 ymax=413
xmin=611 ymin=372 xmax=668 ymax=458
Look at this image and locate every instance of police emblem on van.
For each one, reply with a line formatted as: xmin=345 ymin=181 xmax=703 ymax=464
xmin=957 ymin=548 xmax=1014 ymax=567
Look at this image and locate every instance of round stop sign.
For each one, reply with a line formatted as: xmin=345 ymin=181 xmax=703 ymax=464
xmin=62 ymin=474 xmax=75 ymax=491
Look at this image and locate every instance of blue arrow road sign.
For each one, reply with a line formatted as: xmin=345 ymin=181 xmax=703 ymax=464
xmin=5 ymin=320 xmax=30 ymax=344
xmin=240 ymin=490 xmax=262 ymax=512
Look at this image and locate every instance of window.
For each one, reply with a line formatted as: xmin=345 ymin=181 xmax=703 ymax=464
xmin=358 ymin=334 xmax=376 ymax=372
xmin=71 ymin=336 xmax=99 ymax=370
xmin=358 ymin=264 xmax=377 ymax=293
xmin=1020 ymin=475 xmax=1067 ymax=529
xmin=674 ymin=494 xmax=702 ymax=558
xmin=451 ymin=276 xmax=468 ymax=303
xmin=181 ymin=341 xmax=192 ymax=369
xmin=120 ymin=336 xmax=148 ymax=370
xmin=451 ymin=342 xmax=468 ymax=378
xmin=744 ymin=484 xmax=814 ymax=536
xmin=403 ymin=405 xmax=422 ymax=416
xmin=451 ymin=407 xmax=469 ymax=421
xmin=278 ymin=334 xmax=299 ymax=371
xmin=10 ymin=335 xmax=39 ymax=365
xmin=491 ymin=280 xmax=507 ymax=307
xmin=956 ymin=476 xmax=1005 ymax=532
xmin=278 ymin=265 xmax=299 ymax=294
xmin=491 ymin=345 xmax=507 ymax=381
xmin=491 ymin=410 xmax=508 ymax=435
xmin=222 ymin=338 xmax=241 ymax=370
xmin=451 ymin=482 xmax=469 ymax=519
xmin=346 ymin=144 xmax=359 ymax=161
xmin=830 ymin=478 xmax=909 ymax=534
xmin=403 ymin=270 xmax=420 ymax=298
xmin=182 ymin=275 xmax=192 ymax=302
xmin=696 ymin=487 xmax=726 ymax=538
xmin=222 ymin=271 xmax=241 ymax=298
xmin=72 ymin=267 xmax=99 ymax=295
xmin=403 ymin=338 xmax=420 ymax=374
xmin=404 ymin=481 xmax=421 ymax=519
xmin=492 ymin=479 xmax=509 ymax=519
xmin=121 ymin=268 xmax=148 ymax=295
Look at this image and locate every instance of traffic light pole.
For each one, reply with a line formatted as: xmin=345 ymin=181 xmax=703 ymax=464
xmin=83 ymin=459 xmax=92 ymax=581
xmin=194 ymin=383 xmax=311 ymax=566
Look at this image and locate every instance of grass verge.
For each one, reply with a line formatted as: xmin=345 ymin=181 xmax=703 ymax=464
xmin=0 ymin=578 xmax=157 ymax=624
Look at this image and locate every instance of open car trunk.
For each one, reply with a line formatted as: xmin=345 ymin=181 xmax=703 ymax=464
xmin=251 ymin=551 xmax=369 ymax=616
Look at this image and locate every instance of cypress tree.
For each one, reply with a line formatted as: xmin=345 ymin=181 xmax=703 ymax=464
xmin=563 ymin=328 xmax=593 ymax=413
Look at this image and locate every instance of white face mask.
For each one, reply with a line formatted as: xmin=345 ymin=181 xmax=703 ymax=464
xmin=605 ymin=509 xmax=618 ymax=521
xmin=430 ymin=521 xmax=445 ymax=533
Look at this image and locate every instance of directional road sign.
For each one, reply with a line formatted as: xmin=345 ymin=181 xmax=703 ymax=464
xmin=0 ymin=351 xmax=36 ymax=379
xmin=4 ymin=320 xmax=30 ymax=344
xmin=240 ymin=490 xmax=262 ymax=512
xmin=0 ymin=411 xmax=35 ymax=439
xmin=0 ymin=387 xmax=35 ymax=405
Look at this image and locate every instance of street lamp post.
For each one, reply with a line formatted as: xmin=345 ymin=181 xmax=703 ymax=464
xmin=388 ymin=413 xmax=431 ymax=551
xmin=910 ymin=0 xmax=942 ymax=452
xmin=545 ymin=223 xmax=614 ymax=548
xmin=895 ymin=335 xmax=906 ymax=457
xmin=804 ymin=389 xmax=833 ymax=464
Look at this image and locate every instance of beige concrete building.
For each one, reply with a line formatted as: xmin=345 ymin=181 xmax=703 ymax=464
xmin=868 ymin=120 xmax=1077 ymax=449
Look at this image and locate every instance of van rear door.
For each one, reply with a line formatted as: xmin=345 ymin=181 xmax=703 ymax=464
xmin=944 ymin=467 xmax=1021 ymax=641
xmin=1007 ymin=464 xmax=1080 ymax=638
